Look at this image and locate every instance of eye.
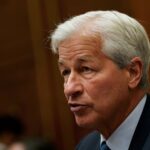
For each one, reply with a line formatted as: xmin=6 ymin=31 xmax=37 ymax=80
xmin=81 ymin=66 xmax=93 ymax=73
xmin=61 ymin=69 xmax=70 ymax=76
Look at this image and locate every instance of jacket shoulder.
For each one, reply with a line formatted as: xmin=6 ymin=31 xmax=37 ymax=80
xmin=75 ymin=131 xmax=100 ymax=150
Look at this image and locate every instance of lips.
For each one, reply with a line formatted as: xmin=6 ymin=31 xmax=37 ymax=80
xmin=69 ymin=103 xmax=88 ymax=113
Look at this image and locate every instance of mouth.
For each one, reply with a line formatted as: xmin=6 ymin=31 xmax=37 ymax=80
xmin=69 ymin=103 xmax=89 ymax=113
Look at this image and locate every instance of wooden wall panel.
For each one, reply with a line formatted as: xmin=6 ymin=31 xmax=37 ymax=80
xmin=57 ymin=0 xmax=132 ymax=19
xmin=129 ymin=0 xmax=150 ymax=33
xmin=26 ymin=0 xmax=75 ymax=149
xmin=0 ymin=0 xmax=41 ymax=136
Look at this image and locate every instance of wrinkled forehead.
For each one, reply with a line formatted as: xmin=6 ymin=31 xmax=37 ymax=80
xmin=58 ymin=34 xmax=103 ymax=59
xmin=58 ymin=32 xmax=102 ymax=50
xmin=57 ymin=35 xmax=108 ymax=68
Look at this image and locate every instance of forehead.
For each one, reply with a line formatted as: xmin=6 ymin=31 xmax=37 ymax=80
xmin=58 ymin=35 xmax=102 ymax=62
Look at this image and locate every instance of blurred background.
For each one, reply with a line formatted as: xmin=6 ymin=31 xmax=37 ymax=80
xmin=0 ymin=0 xmax=150 ymax=150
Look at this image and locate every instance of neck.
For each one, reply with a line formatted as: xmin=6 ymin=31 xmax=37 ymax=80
xmin=100 ymin=88 xmax=147 ymax=139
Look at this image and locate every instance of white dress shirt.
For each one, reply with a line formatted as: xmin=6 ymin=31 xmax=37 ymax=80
xmin=100 ymin=95 xmax=147 ymax=150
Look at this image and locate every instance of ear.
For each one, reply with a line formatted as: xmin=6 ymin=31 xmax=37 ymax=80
xmin=127 ymin=57 xmax=143 ymax=89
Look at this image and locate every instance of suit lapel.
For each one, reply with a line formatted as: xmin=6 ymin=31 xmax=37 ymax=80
xmin=95 ymin=137 xmax=101 ymax=150
xmin=129 ymin=94 xmax=150 ymax=150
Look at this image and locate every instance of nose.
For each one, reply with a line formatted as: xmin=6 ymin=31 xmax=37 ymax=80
xmin=64 ymin=72 xmax=83 ymax=100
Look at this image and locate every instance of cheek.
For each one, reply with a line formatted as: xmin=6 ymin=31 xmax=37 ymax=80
xmin=87 ymin=77 xmax=115 ymax=99
xmin=85 ymin=73 xmax=129 ymax=104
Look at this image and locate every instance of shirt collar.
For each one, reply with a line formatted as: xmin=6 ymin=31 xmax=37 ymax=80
xmin=100 ymin=95 xmax=147 ymax=150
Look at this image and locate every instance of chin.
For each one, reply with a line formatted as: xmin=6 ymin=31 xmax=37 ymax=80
xmin=75 ymin=117 xmax=98 ymax=129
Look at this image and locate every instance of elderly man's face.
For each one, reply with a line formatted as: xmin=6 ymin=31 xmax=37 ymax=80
xmin=58 ymin=35 xmax=132 ymax=132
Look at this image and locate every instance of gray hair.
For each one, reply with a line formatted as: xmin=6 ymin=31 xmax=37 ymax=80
xmin=50 ymin=10 xmax=150 ymax=88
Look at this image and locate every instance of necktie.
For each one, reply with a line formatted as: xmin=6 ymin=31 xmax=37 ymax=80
xmin=100 ymin=141 xmax=111 ymax=150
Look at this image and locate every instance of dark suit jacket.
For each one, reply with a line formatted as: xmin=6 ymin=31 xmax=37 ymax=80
xmin=76 ymin=94 xmax=150 ymax=150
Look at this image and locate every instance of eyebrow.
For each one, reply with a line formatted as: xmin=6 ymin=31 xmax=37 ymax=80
xmin=58 ymin=60 xmax=63 ymax=65
xmin=77 ymin=55 xmax=95 ymax=62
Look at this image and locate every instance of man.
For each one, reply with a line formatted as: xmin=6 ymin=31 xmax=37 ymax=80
xmin=50 ymin=10 xmax=150 ymax=150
